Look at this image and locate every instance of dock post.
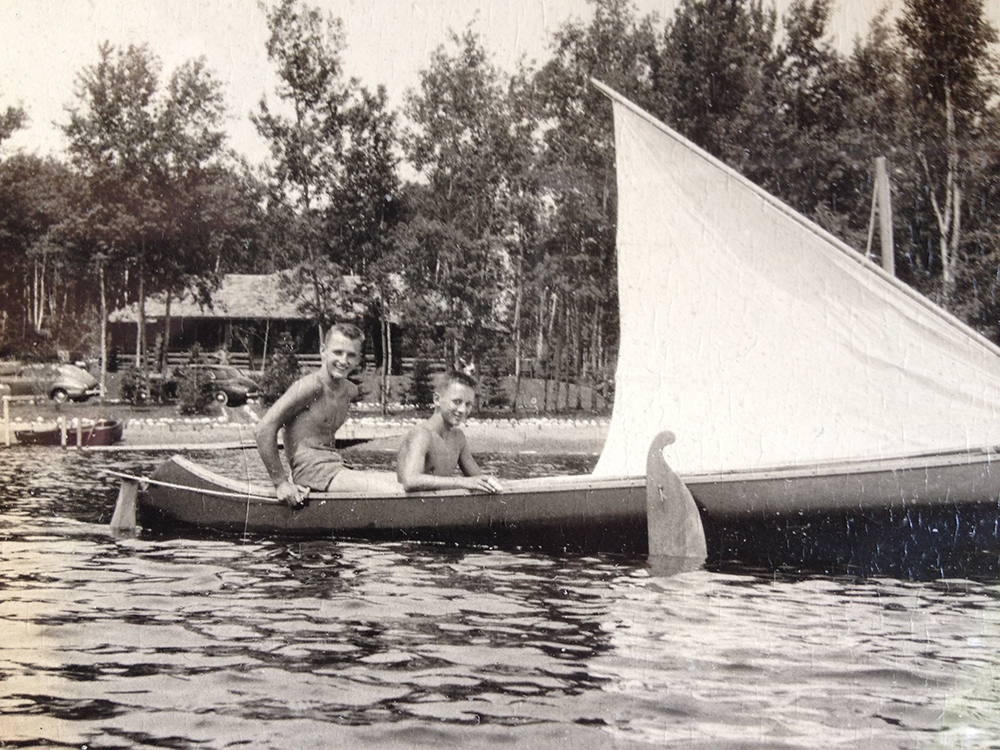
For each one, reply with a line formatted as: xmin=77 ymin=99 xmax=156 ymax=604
xmin=2 ymin=394 xmax=9 ymax=446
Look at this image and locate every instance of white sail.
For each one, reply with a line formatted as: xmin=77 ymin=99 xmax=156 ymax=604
xmin=593 ymin=84 xmax=1000 ymax=478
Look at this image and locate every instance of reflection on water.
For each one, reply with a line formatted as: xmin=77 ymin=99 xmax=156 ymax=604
xmin=1 ymin=446 xmax=999 ymax=748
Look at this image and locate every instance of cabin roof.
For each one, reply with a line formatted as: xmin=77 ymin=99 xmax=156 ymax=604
xmin=109 ymin=272 xmax=362 ymax=322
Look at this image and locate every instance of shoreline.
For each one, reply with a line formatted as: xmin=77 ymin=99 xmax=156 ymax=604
xmin=2 ymin=402 xmax=610 ymax=455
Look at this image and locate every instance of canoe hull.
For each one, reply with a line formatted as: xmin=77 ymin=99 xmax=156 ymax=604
xmin=683 ymin=448 xmax=1000 ymax=519
xmin=140 ymin=455 xmax=647 ymax=553
xmin=16 ymin=418 xmax=124 ymax=447
xmin=137 ymin=447 xmax=1000 ymax=570
xmin=677 ymin=448 xmax=1000 ymax=577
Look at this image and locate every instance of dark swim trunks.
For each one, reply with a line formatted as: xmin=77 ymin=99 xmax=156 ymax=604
xmin=289 ymin=444 xmax=346 ymax=491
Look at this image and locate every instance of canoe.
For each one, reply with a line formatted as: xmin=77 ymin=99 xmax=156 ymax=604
xmin=135 ymin=454 xmax=647 ymax=553
xmin=17 ymin=418 xmax=124 ymax=447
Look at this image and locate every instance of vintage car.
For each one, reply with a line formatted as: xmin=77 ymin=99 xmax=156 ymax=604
xmin=166 ymin=363 xmax=261 ymax=407
xmin=0 ymin=362 xmax=100 ymax=403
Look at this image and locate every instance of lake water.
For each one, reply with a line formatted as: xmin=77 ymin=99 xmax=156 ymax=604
xmin=1 ymin=446 xmax=999 ymax=749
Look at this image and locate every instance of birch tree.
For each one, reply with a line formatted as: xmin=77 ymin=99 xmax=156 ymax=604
xmin=252 ymin=0 xmax=355 ymax=341
xmin=404 ymin=26 xmax=538 ymax=378
xmin=898 ymin=0 xmax=999 ymax=302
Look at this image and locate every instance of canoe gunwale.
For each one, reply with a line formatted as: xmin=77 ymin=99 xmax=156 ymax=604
xmin=149 ymin=454 xmax=645 ymax=505
xmin=679 ymin=444 xmax=1000 ymax=483
xmin=680 ymin=446 xmax=1000 ymax=519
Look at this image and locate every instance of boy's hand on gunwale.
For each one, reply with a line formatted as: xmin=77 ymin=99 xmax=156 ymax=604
xmin=464 ymin=475 xmax=503 ymax=494
xmin=276 ymin=479 xmax=310 ymax=508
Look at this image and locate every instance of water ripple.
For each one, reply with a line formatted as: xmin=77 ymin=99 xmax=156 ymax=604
xmin=0 ymin=448 xmax=998 ymax=748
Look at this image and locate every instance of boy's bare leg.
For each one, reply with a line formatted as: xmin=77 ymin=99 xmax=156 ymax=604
xmin=326 ymin=468 xmax=401 ymax=494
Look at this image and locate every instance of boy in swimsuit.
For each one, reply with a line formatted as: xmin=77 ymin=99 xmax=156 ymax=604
xmin=256 ymin=323 xmax=399 ymax=507
xmin=396 ymin=370 xmax=503 ymax=493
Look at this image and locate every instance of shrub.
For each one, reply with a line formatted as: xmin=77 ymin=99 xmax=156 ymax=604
xmin=175 ymin=367 xmax=215 ymax=415
xmin=260 ymin=332 xmax=301 ymax=405
xmin=186 ymin=343 xmax=206 ymax=364
xmin=119 ymin=365 xmax=147 ymax=405
xmin=478 ymin=364 xmax=510 ymax=412
xmin=406 ymin=359 xmax=434 ymax=408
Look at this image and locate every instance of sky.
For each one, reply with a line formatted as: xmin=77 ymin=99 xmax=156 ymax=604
xmin=1 ymin=0 xmax=997 ymax=164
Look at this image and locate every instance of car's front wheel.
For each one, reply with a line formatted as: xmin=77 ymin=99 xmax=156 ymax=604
xmin=213 ymin=390 xmax=229 ymax=406
xmin=51 ymin=389 xmax=69 ymax=404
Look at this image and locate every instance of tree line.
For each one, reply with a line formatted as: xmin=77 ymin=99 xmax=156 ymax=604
xmin=1 ymin=0 xmax=998 ymax=412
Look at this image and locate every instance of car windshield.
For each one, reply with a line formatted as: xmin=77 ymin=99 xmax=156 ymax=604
xmin=19 ymin=365 xmax=56 ymax=376
xmin=211 ymin=366 xmax=243 ymax=379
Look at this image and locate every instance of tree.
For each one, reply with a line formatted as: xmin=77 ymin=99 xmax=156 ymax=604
xmin=327 ymin=84 xmax=406 ymax=412
xmin=897 ymin=0 xmax=999 ymax=303
xmin=63 ymin=42 xmax=232 ymax=390
xmin=830 ymin=10 xmax=911 ymax=271
xmin=0 ymin=93 xmax=26 ymax=152
xmin=659 ymin=0 xmax=778 ymax=174
xmin=252 ymin=0 xmax=358 ymax=342
xmin=327 ymin=85 xmax=403 ymax=275
xmin=403 ymin=26 xmax=538 ymax=373
xmin=763 ymin=0 xmax=868 ymax=229
xmin=533 ymin=0 xmax=658 ymax=408
xmin=0 ymin=155 xmax=87 ymax=352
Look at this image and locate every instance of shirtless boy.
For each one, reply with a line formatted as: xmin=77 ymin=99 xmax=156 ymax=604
xmin=396 ymin=370 xmax=503 ymax=493
xmin=256 ymin=323 xmax=399 ymax=507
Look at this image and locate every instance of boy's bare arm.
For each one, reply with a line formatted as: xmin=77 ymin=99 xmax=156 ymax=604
xmin=397 ymin=428 xmax=501 ymax=493
xmin=396 ymin=428 xmax=432 ymax=490
xmin=457 ymin=440 xmax=502 ymax=491
xmin=255 ymin=378 xmax=315 ymax=505
xmin=456 ymin=436 xmax=481 ymax=477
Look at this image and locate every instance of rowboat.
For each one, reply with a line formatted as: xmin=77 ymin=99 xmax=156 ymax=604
xmin=17 ymin=418 xmax=124 ymax=447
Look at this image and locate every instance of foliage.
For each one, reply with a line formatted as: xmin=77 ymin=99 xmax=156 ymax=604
xmin=405 ymin=358 xmax=434 ymax=408
xmin=175 ymin=367 xmax=215 ymax=415
xmin=329 ymin=85 xmax=405 ymax=275
xmin=185 ymin=343 xmax=207 ymax=364
xmin=118 ymin=364 xmax=148 ymax=405
xmin=7 ymin=0 xmax=1000 ymax=396
xmin=61 ymin=42 xmax=237 ymax=375
xmin=895 ymin=0 xmax=1000 ymax=305
xmin=0 ymin=100 xmax=26 ymax=149
xmin=278 ymin=255 xmax=361 ymax=333
xmin=254 ymin=0 xmax=404 ymax=354
xmin=659 ymin=0 xmax=777 ymax=166
xmin=0 ymin=155 xmax=88 ymax=341
xmin=477 ymin=353 xmax=511 ymax=411
xmin=259 ymin=331 xmax=301 ymax=405
xmin=252 ymin=0 xmax=352 ymax=215
xmin=402 ymin=26 xmax=538 ymax=369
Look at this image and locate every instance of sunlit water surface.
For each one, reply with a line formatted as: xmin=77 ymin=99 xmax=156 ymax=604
xmin=1 ymin=446 xmax=999 ymax=749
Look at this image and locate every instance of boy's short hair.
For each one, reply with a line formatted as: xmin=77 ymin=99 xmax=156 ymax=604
xmin=325 ymin=322 xmax=364 ymax=346
xmin=436 ymin=369 xmax=477 ymax=394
